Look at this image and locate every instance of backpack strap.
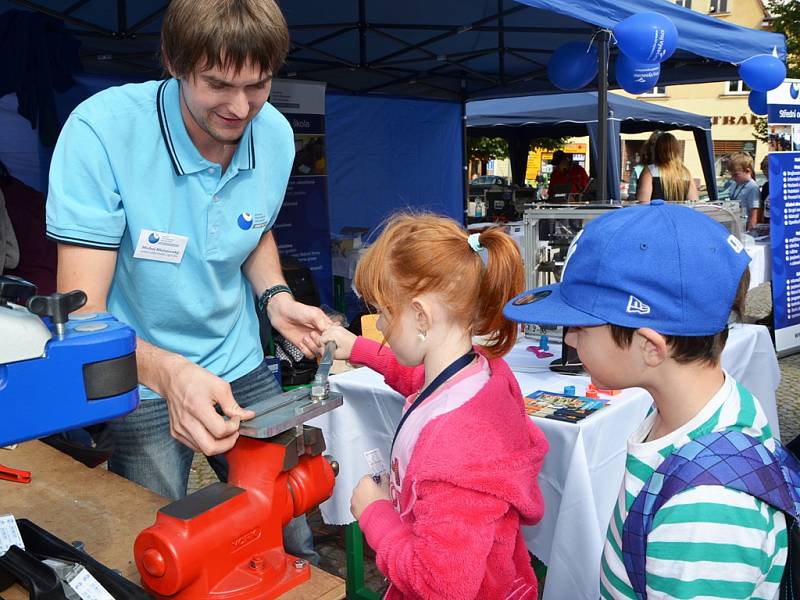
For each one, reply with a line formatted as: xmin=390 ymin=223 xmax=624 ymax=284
xmin=621 ymin=430 xmax=800 ymax=600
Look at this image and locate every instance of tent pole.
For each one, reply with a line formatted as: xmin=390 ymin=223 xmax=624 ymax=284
xmin=461 ymin=97 xmax=468 ymax=226
xmin=597 ymin=29 xmax=610 ymax=203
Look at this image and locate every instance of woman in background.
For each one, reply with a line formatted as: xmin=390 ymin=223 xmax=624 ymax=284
xmin=628 ymin=131 xmax=661 ymax=200
xmin=636 ymin=132 xmax=699 ymax=204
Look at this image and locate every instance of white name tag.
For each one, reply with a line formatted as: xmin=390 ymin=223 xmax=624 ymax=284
xmin=65 ymin=565 xmax=115 ymax=600
xmin=133 ymin=230 xmax=188 ymax=264
xmin=0 ymin=514 xmax=24 ymax=555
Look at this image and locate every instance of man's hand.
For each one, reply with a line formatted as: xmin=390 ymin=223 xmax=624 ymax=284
xmin=159 ymin=356 xmax=256 ymax=455
xmin=267 ymin=293 xmax=332 ymax=357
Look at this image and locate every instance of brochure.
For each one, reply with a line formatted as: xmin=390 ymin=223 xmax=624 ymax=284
xmin=524 ymin=390 xmax=609 ymax=423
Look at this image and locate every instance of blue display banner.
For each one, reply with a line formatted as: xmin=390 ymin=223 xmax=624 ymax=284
xmin=270 ymin=80 xmax=333 ymax=308
xmin=768 ymin=79 xmax=800 ymax=355
xmin=767 ymin=81 xmax=800 ymax=125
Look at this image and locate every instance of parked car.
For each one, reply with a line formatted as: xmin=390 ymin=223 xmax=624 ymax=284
xmin=469 ymin=175 xmax=517 ymax=192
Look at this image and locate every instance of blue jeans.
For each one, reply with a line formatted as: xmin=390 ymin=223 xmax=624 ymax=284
xmin=107 ymin=359 xmax=319 ymax=565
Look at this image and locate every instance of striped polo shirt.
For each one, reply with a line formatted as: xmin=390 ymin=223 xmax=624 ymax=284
xmin=600 ymin=372 xmax=787 ymax=599
xmin=46 ymin=78 xmax=295 ymax=398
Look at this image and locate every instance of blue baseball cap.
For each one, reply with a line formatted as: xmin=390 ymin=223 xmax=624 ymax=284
xmin=504 ymin=201 xmax=751 ymax=336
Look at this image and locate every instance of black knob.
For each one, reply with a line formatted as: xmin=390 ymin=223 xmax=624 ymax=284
xmin=324 ymin=455 xmax=339 ymax=477
xmin=0 ymin=275 xmax=37 ymax=305
xmin=27 ymin=290 xmax=88 ymax=326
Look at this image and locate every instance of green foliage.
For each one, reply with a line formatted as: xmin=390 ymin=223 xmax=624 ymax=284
xmin=530 ymin=137 xmax=567 ymax=152
xmin=466 ymin=136 xmax=568 ymax=162
xmin=767 ymin=0 xmax=800 ymax=79
xmin=753 ymin=116 xmax=768 ymax=144
xmin=467 ymin=137 xmax=508 ymax=162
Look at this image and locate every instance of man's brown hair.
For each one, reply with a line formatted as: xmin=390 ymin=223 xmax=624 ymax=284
xmin=608 ymin=269 xmax=750 ymax=365
xmin=161 ymin=0 xmax=290 ymax=78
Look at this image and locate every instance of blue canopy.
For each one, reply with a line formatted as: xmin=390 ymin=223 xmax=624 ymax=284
xmin=280 ymin=0 xmax=785 ymax=100
xmin=467 ymin=91 xmax=716 ymax=198
xmin=0 ymin=0 xmax=786 ymax=203
xmin=0 ymin=0 xmax=785 ymax=100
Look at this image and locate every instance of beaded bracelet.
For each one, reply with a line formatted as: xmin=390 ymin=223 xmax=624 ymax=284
xmin=257 ymin=284 xmax=293 ymax=314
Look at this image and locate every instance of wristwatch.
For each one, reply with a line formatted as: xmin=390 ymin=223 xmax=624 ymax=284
xmin=257 ymin=284 xmax=294 ymax=314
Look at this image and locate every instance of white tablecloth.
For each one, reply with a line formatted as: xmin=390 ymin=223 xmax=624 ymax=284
xmin=309 ymin=323 xmax=780 ymax=600
xmin=746 ymin=239 xmax=771 ymax=289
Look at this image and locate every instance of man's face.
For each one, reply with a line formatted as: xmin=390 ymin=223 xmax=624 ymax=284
xmin=177 ymin=60 xmax=272 ymax=144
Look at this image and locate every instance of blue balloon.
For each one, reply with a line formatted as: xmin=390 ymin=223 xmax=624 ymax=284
xmin=615 ymin=54 xmax=661 ymax=95
xmin=748 ymin=90 xmax=768 ymax=115
xmin=613 ymin=13 xmax=678 ymax=64
xmin=739 ymin=54 xmax=786 ymax=93
xmin=547 ymin=42 xmax=599 ymax=91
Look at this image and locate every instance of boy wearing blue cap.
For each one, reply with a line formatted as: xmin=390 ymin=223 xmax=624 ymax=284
xmin=504 ymin=201 xmax=787 ymax=599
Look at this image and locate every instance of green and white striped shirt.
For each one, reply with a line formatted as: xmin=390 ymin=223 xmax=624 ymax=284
xmin=600 ymin=372 xmax=788 ymax=600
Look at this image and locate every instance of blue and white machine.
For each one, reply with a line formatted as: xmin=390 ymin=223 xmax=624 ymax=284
xmin=0 ymin=276 xmax=139 ymax=446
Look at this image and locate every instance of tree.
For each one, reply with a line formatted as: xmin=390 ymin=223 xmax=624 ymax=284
xmin=754 ymin=0 xmax=800 ymax=143
xmin=467 ymin=137 xmax=508 ymax=176
xmin=767 ymin=0 xmax=800 ymax=79
xmin=467 ymin=136 xmax=567 ymax=176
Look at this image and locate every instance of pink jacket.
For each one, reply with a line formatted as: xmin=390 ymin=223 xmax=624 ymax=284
xmin=352 ymin=338 xmax=548 ymax=600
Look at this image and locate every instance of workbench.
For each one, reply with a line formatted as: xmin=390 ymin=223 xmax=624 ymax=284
xmin=0 ymin=441 xmax=345 ymax=599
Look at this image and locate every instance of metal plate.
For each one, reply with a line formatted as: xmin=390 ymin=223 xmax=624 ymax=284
xmin=239 ymin=390 xmax=343 ymax=439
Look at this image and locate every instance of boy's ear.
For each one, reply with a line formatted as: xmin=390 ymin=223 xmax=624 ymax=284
xmin=635 ymin=328 xmax=669 ymax=367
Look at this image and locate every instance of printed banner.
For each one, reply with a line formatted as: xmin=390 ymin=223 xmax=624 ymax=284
xmin=270 ymin=79 xmax=332 ymax=307
xmin=768 ymin=80 xmax=800 ymax=356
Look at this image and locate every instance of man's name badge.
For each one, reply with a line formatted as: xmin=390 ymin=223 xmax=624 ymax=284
xmin=133 ymin=229 xmax=188 ymax=264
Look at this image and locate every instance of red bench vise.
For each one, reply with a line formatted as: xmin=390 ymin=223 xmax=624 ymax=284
xmin=134 ymin=343 xmax=342 ymax=599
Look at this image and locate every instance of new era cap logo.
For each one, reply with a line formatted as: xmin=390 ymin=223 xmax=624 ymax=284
xmin=626 ymin=295 xmax=651 ymax=315
xmin=727 ymin=234 xmax=744 ymax=254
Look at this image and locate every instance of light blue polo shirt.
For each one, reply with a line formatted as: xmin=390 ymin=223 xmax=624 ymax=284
xmin=46 ymin=78 xmax=294 ymax=398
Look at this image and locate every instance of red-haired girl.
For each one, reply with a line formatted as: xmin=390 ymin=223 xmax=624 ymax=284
xmin=320 ymin=213 xmax=548 ymax=599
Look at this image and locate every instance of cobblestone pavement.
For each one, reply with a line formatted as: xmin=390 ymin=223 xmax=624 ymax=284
xmin=186 ymin=282 xmax=798 ymax=596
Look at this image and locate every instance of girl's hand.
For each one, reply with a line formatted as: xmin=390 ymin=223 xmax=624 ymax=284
xmin=350 ymin=473 xmax=390 ymax=519
xmin=320 ymin=324 xmax=357 ymax=360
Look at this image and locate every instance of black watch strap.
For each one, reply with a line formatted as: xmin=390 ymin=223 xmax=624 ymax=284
xmin=258 ymin=284 xmax=293 ymax=313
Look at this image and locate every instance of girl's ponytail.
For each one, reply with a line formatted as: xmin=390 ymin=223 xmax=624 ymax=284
xmin=472 ymin=228 xmax=524 ymax=357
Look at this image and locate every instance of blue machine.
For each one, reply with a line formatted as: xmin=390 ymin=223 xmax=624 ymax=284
xmin=0 ymin=276 xmax=139 ymax=447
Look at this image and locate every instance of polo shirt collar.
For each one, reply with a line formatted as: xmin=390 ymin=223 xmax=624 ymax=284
xmin=156 ymin=78 xmax=256 ymax=176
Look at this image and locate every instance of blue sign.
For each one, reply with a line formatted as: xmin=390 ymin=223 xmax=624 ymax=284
xmin=768 ymin=82 xmax=800 ymax=124
xmin=768 ymin=80 xmax=800 ymax=355
xmin=271 ymin=81 xmax=333 ymax=308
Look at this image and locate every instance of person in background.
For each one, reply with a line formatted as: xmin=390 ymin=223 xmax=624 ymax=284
xmin=760 ymin=155 xmax=770 ymax=224
xmin=320 ymin=213 xmax=548 ymax=599
xmin=636 ymin=132 xmax=698 ymax=204
xmin=504 ymin=202 xmax=786 ymax=600
xmin=45 ymin=0 xmax=328 ymax=563
xmin=547 ymin=150 xmax=589 ymax=199
xmin=0 ymin=160 xmax=56 ymax=293
xmin=727 ymin=152 xmax=761 ymax=231
xmin=628 ymin=131 xmax=661 ymax=200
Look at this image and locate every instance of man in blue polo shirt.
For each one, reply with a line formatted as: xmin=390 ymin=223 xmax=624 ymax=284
xmin=45 ymin=0 xmax=328 ymax=562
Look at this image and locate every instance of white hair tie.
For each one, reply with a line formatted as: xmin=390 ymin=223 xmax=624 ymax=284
xmin=467 ymin=233 xmax=483 ymax=252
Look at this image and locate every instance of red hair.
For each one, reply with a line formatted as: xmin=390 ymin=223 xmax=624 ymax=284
xmin=354 ymin=213 xmax=524 ymax=357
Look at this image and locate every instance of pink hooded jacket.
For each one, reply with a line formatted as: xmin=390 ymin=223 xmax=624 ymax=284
xmin=352 ymin=338 xmax=548 ymax=600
